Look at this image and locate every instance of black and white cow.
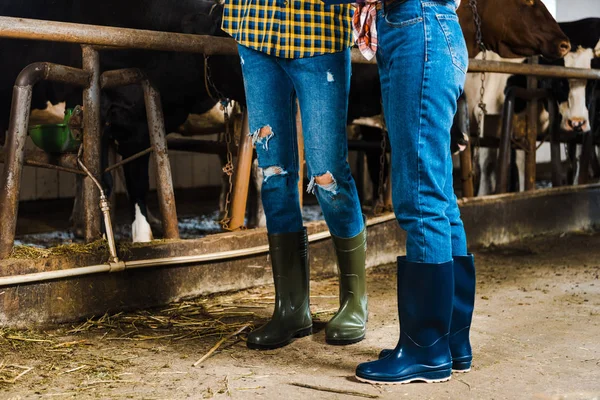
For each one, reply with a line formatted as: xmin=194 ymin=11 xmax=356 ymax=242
xmin=0 ymin=0 xmax=245 ymax=242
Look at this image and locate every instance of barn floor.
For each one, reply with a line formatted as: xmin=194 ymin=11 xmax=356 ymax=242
xmin=1 ymin=231 xmax=599 ymax=399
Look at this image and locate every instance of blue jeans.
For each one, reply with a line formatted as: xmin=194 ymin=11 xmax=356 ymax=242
xmin=238 ymin=45 xmax=364 ymax=238
xmin=377 ymin=0 xmax=468 ymax=263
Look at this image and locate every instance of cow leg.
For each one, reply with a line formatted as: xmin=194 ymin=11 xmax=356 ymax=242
xmin=567 ymin=142 xmax=578 ymax=184
xmin=251 ymin=157 xmax=266 ymax=228
xmin=516 ymin=149 xmax=526 ymax=192
xmin=477 ymin=147 xmax=496 ymax=196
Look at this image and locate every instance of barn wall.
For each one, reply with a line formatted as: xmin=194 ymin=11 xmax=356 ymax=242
xmin=0 ymin=135 xmax=224 ymax=201
xmin=556 ymin=0 xmax=600 ymax=21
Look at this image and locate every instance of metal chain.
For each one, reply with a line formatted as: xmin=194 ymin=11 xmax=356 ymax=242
xmin=218 ymin=100 xmax=236 ymax=231
xmin=202 ymin=54 xmax=237 ymax=231
xmin=373 ymin=111 xmax=391 ymax=216
xmin=469 ymin=0 xmax=486 ymax=181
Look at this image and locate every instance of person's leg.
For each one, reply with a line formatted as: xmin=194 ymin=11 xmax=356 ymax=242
xmin=238 ymin=46 xmax=303 ymax=234
xmin=356 ymin=0 xmax=466 ymax=384
xmin=238 ymin=45 xmax=312 ymax=349
xmin=287 ymin=49 xmax=368 ymax=344
xmin=289 ymin=49 xmax=364 ymax=239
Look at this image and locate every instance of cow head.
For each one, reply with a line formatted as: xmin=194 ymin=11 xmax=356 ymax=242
xmin=543 ymin=40 xmax=600 ymax=132
xmin=458 ymin=0 xmax=570 ymax=60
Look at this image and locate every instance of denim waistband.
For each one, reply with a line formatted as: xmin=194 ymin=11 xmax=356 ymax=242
xmin=383 ymin=0 xmax=458 ymax=10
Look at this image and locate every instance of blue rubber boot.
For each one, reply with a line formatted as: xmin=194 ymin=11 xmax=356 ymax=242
xmin=378 ymin=254 xmax=476 ymax=372
xmin=355 ymin=257 xmax=453 ymax=384
xmin=448 ymin=254 xmax=476 ymax=372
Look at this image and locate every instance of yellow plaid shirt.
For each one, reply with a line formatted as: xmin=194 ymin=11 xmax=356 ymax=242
xmin=222 ymin=0 xmax=354 ymax=59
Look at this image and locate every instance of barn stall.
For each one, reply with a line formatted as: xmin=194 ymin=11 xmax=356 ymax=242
xmin=0 ymin=10 xmax=599 ymax=400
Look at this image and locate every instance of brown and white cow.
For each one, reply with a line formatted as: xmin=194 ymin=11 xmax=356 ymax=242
xmin=458 ymin=0 xmax=570 ymax=60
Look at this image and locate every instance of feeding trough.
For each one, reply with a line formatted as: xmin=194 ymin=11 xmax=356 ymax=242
xmin=28 ymin=106 xmax=82 ymax=153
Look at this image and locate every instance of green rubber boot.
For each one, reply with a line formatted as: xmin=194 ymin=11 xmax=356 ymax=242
xmin=326 ymin=224 xmax=368 ymax=345
xmin=247 ymin=229 xmax=312 ymax=350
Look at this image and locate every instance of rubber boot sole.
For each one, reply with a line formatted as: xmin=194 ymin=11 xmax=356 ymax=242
xmin=326 ymin=334 xmax=365 ymax=346
xmin=246 ymin=326 xmax=312 ymax=350
xmin=355 ymin=369 xmax=452 ymax=385
xmin=378 ymin=349 xmax=472 ymax=373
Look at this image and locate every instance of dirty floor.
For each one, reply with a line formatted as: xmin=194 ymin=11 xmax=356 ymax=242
xmin=1 ymin=231 xmax=599 ymax=399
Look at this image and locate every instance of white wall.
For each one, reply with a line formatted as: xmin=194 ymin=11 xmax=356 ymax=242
xmin=556 ymin=0 xmax=600 ymax=22
xmin=541 ymin=0 xmax=557 ymax=18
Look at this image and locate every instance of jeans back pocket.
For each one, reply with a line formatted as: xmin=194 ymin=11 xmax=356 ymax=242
xmin=435 ymin=14 xmax=468 ymax=74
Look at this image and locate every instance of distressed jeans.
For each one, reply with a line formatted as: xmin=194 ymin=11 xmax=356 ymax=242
xmin=238 ymin=45 xmax=364 ymax=238
xmin=377 ymin=0 xmax=468 ymax=263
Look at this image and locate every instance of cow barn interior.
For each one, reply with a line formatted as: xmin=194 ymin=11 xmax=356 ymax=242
xmin=1 ymin=0 xmax=599 ymax=398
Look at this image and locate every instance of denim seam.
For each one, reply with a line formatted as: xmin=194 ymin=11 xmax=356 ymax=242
xmin=416 ymin=3 xmax=427 ymax=262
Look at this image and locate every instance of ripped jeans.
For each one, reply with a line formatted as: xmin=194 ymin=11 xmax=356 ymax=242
xmin=377 ymin=0 xmax=468 ymax=263
xmin=238 ymin=45 xmax=364 ymax=238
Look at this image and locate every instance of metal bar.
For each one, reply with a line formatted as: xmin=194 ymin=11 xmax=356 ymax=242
xmin=0 ymin=148 xmax=83 ymax=173
xmin=81 ymin=46 xmax=103 ymax=243
xmin=296 ymin=102 xmax=304 ymax=209
xmin=3 ymin=17 xmax=600 ymax=81
xmin=548 ymin=100 xmax=562 ymax=188
xmin=497 ymin=90 xmax=517 ymax=194
xmin=456 ymin=95 xmax=474 ymax=198
xmin=142 ymin=80 xmax=179 ymax=240
xmin=468 ymin=59 xmax=600 ymax=80
xmin=0 ymin=16 xmax=238 ymax=55
xmin=100 ymin=68 xmax=146 ymax=89
xmin=166 ymin=138 xmax=229 ymax=155
xmin=0 ymin=86 xmax=33 ymax=259
xmin=525 ymin=57 xmax=539 ymax=192
xmin=229 ymin=110 xmax=253 ymax=231
xmin=578 ymin=132 xmax=594 ymax=185
xmin=16 ymin=62 xmax=90 ymax=88
xmin=23 ymin=160 xmax=85 ymax=175
xmin=104 ymin=147 xmax=153 ymax=174
xmin=0 ymin=216 xmax=395 ymax=287
xmin=496 ymin=87 xmax=554 ymax=194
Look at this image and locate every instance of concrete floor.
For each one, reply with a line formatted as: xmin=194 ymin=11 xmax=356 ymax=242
xmin=1 ymin=231 xmax=599 ymax=399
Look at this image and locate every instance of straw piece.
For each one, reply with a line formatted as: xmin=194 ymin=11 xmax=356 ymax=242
xmin=289 ymin=383 xmax=380 ymax=399
xmin=193 ymin=324 xmax=250 ymax=367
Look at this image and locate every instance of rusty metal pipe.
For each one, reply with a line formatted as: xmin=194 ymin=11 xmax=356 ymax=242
xmin=496 ymin=87 xmax=553 ymax=194
xmin=142 ymin=80 xmax=180 ymax=240
xmin=456 ymin=95 xmax=474 ymax=198
xmin=229 ymin=110 xmax=253 ymax=231
xmin=0 ymin=86 xmax=33 ymax=259
xmin=81 ymin=46 xmax=103 ymax=242
xmin=547 ymin=99 xmax=562 ymax=188
xmin=104 ymin=147 xmax=153 ymax=174
xmin=0 ymin=215 xmax=395 ymax=287
xmin=468 ymin=59 xmax=600 ymax=80
xmin=16 ymin=62 xmax=90 ymax=87
xmin=0 ymin=149 xmax=84 ymax=174
xmin=2 ymin=16 xmax=600 ymax=81
xmin=100 ymin=68 xmax=146 ymax=89
xmin=525 ymin=63 xmax=539 ymax=192
xmin=0 ymin=16 xmax=239 ymax=55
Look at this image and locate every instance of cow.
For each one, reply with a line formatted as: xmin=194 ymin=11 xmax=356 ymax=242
xmin=351 ymin=0 xmax=571 ymax=202
xmin=0 ymin=0 xmax=245 ymax=242
xmin=472 ymin=18 xmax=600 ymax=195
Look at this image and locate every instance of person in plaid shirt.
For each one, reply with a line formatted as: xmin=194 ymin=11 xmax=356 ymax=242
xmin=222 ymin=0 xmax=368 ymax=350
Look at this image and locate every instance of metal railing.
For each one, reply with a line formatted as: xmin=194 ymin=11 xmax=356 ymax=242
xmin=1 ymin=15 xmax=600 ymax=260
